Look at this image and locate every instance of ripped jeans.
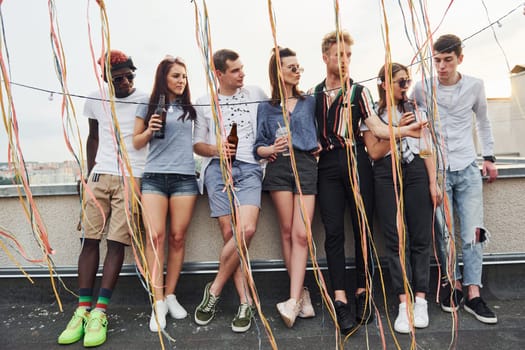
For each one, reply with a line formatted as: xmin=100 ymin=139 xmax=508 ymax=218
xmin=435 ymin=162 xmax=488 ymax=287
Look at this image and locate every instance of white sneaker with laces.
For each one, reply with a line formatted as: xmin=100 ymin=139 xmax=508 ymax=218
xmin=394 ymin=302 xmax=410 ymax=334
xmin=414 ymin=297 xmax=429 ymax=328
xmin=298 ymin=287 xmax=315 ymax=318
xmin=276 ymin=298 xmax=301 ymax=328
xmin=166 ymin=294 xmax=188 ymax=319
xmin=149 ymin=299 xmax=168 ymax=332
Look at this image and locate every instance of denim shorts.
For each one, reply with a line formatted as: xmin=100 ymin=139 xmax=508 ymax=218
xmin=204 ymin=159 xmax=263 ymax=217
xmin=263 ymin=150 xmax=318 ymax=194
xmin=141 ymin=172 xmax=199 ymax=197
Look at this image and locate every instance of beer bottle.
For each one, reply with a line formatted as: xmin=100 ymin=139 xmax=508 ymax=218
xmin=227 ymin=122 xmax=238 ymax=162
xmin=402 ymin=95 xmax=415 ymax=114
xmin=153 ymin=94 xmax=167 ymax=139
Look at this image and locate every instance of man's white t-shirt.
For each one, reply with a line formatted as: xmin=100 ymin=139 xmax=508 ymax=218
xmin=193 ymin=85 xmax=267 ymax=193
xmin=83 ymin=88 xmax=148 ymax=177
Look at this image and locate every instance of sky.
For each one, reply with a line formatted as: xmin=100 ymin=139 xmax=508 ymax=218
xmin=0 ymin=0 xmax=523 ymax=163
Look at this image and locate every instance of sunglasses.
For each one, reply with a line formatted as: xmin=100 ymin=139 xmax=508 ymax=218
xmin=287 ymin=65 xmax=304 ymax=74
xmin=393 ymin=78 xmax=412 ymax=88
xmin=164 ymin=55 xmax=185 ymax=64
xmin=112 ymin=73 xmax=135 ymax=84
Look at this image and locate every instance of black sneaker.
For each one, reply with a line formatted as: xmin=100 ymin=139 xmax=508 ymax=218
xmin=355 ymin=292 xmax=374 ymax=324
xmin=464 ymin=297 xmax=498 ymax=324
xmin=440 ymin=283 xmax=463 ymax=313
xmin=334 ymin=301 xmax=357 ymax=335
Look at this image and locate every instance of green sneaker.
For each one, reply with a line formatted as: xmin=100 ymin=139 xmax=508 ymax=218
xmin=231 ymin=303 xmax=254 ymax=333
xmin=57 ymin=308 xmax=89 ymax=344
xmin=83 ymin=310 xmax=108 ymax=347
xmin=194 ymin=282 xmax=220 ymax=326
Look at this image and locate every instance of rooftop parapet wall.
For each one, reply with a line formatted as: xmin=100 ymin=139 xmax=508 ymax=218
xmin=1 ymin=164 xmax=524 ymax=275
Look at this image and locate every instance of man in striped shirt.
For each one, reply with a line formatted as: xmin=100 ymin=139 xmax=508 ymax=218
xmin=313 ymin=30 xmax=422 ymax=335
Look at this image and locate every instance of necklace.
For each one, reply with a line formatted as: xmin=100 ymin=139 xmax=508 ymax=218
xmin=325 ymin=86 xmax=340 ymax=99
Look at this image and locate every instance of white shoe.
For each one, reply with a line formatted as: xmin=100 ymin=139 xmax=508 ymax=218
xmin=276 ymin=298 xmax=301 ymax=328
xmin=298 ymin=287 xmax=315 ymax=318
xmin=149 ymin=300 xmax=168 ymax=332
xmin=166 ymin=294 xmax=188 ymax=319
xmin=414 ymin=297 xmax=429 ymax=328
xmin=394 ymin=302 xmax=410 ymax=334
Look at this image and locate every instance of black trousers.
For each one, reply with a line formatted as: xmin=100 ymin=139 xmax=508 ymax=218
xmin=373 ymin=155 xmax=432 ymax=296
xmin=317 ymin=145 xmax=375 ymax=291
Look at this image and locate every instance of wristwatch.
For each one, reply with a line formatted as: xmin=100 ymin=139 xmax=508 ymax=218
xmin=483 ymin=155 xmax=496 ymax=163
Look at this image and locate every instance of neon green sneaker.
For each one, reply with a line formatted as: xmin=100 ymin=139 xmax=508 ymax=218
xmin=83 ymin=310 xmax=108 ymax=347
xmin=57 ymin=308 xmax=89 ymax=344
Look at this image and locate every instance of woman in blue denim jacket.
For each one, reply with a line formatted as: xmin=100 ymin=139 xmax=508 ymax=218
xmin=254 ymin=47 xmax=320 ymax=328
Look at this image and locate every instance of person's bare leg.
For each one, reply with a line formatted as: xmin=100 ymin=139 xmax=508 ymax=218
xmin=165 ymin=195 xmax=197 ymax=295
xmin=270 ymin=191 xmax=294 ymax=273
xmin=288 ymin=195 xmax=315 ymax=300
xmin=142 ymin=194 xmax=169 ymax=301
xmin=209 ymin=205 xmax=259 ymax=301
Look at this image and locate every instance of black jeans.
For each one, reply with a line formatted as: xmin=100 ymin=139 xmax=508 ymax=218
xmin=317 ymin=145 xmax=375 ymax=291
xmin=373 ymin=155 xmax=432 ymax=296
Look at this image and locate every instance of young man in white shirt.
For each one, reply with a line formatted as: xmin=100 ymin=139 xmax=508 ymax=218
xmin=57 ymin=50 xmax=147 ymax=347
xmin=412 ymin=34 xmax=498 ymax=324
xmin=192 ymin=49 xmax=267 ymax=333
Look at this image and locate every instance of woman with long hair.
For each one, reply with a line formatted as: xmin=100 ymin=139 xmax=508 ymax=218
xmin=254 ymin=47 xmax=319 ymax=328
xmin=133 ymin=56 xmax=198 ymax=332
xmin=362 ymin=62 xmax=440 ymax=333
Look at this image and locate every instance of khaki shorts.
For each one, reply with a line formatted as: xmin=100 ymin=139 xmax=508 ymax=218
xmin=81 ymin=173 xmax=141 ymax=245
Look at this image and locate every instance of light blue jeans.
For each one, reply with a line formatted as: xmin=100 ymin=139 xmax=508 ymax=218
xmin=435 ymin=162 xmax=488 ymax=287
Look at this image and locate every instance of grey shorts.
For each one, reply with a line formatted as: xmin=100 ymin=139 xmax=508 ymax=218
xmin=262 ymin=150 xmax=318 ymax=194
xmin=141 ymin=172 xmax=198 ymax=197
xmin=204 ymin=159 xmax=263 ymax=217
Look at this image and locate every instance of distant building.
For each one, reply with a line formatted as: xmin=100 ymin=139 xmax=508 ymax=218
xmin=0 ymin=160 xmax=79 ymax=185
xmin=487 ymin=65 xmax=525 ymax=157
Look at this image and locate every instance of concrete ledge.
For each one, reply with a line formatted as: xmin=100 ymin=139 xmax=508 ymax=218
xmin=1 ymin=159 xmax=525 ymax=272
xmin=0 ymin=183 xmax=78 ymax=197
xmin=2 ymin=253 xmax=525 ymax=279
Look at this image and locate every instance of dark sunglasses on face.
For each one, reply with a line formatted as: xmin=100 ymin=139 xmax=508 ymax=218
xmin=288 ymin=65 xmax=304 ymax=74
xmin=112 ymin=73 xmax=135 ymax=84
xmin=393 ymin=78 xmax=412 ymax=89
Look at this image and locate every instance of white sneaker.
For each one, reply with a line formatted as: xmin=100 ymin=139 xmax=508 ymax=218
xmin=166 ymin=294 xmax=188 ymax=319
xmin=298 ymin=287 xmax=315 ymax=318
xmin=394 ymin=302 xmax=410 ymax=334
xmin=414 ymin=297 xmax=429 ymax=328
xmin=276 ymin=298 xmax=301 ymax=328
xmin=149 ymin=299 xmax=168 ymax=332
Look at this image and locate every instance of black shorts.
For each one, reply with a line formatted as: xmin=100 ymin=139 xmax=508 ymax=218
xmin=262 ymin=150 xmax=318 ymax=194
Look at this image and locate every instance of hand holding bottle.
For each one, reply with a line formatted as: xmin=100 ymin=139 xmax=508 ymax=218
xmin=148 ymin=113 xmax=163 ymax=133
xmin=226 ymin=122 xmax=238 ymax=162
xmin=399 ymin=112 xmax=416 ymax=126
xmin=153 ymin=94 xmax=167 ymax=139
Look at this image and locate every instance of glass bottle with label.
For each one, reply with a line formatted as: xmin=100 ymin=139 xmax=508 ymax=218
xmin=227 ymin=122 xmax=238 ymax=162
